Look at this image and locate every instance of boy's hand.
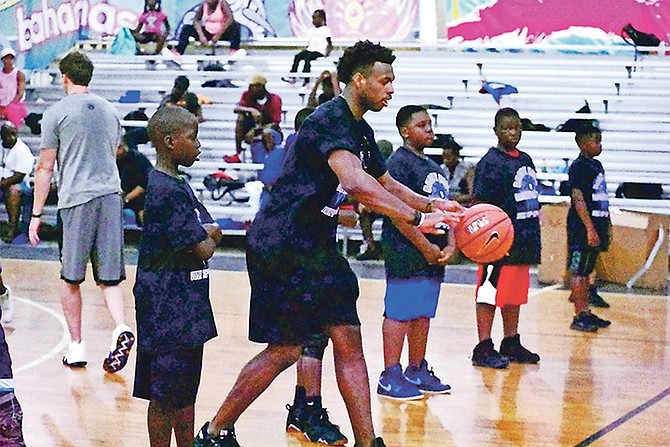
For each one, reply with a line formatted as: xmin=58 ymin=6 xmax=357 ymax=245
xmin=203 ymin=223 xmax=222 ymax=245
xmin=435 ymin=245 xmax=457 ymax=266
xmin=586 ymin=227 xmax=600 ymax=247
xmin=422 ymin=243 xmax=443 ymax=265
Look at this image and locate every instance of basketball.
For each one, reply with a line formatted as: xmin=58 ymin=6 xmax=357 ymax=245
xmin=454 ymin=204 xmax=514 ymax=264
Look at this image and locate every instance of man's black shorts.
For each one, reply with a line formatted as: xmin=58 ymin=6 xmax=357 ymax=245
xmin=247 ymin=246 xmax=360 ymax=345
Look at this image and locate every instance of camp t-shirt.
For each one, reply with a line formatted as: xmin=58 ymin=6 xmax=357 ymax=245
xmin=382 ymin=147 xmax=450 ymax=280
xmin=247 ymin=96 xmax=387 ymax=254
xmin=567 ymin=154 xmax=611 ymax=251
xmin=473 ymin=147 xmax=541 ymax=265
xmin=133 ymin=170 xmax=217 ymax=353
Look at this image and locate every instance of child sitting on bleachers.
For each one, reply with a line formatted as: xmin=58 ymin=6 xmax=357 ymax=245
xmin=131 ymin=0 xmax=170 ymax=55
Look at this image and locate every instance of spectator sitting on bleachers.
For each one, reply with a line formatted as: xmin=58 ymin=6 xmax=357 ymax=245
xmin=307 ymin=70 xmax=341 ymax=108
xmin=437 ymin=134 xmax=474 ymax=205
xmin=226 ymin=72 xmax=282 ymax=163
xmin=175 ymin=0 xmax=243 ymax=58
xmin=0 ymin=122 xmax=34 ymax=243
xmin=282 ymin=9 xmax=333 ymax=86
xmin=116 ymin=132 xmax=153 ymax=226
xmin=160 ymin=75 xmax=204 ymax=123
xmin=131 ymin=0 xmax=170 ymax=56
xmin=0 ymin=47 xmax=26 ymax=129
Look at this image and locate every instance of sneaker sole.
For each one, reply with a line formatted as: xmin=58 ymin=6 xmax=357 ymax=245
xmin=62 ymin=357 xmax=87 ymax=368
xmin=472 ymin=360 xmax=509 ymax=369
xmin=377 ymin=391 xmax=424 ymax=401
xmin=570 ymin=323 xmax=598 ymax=333
xmin=103 ymin=331 xmax=135 ymax=373
xmin=419 ymin=387 xmax=452 ymax=395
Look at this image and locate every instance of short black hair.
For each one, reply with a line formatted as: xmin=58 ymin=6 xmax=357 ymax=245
xmin=147 ymin=105 xmax=197 ymax=150
xmin=59 ymin=51 xmax=94 ymax=86
xmin=494 ymin=107 xmax=520 ymax=127
xmin=575 ymin=123 xmax=601 ymax=145
xmin=0 ymin=122 xmax=17 ymax=140
xmin=174 ymin=75 xmax=190 ymax=90
xmin=314 ymin=9 xmax=326 ymax=22
xmin=395 ymin=105 xmax=427 ymax=132
xmin=337 ymin=40 xmax=395 ymax=85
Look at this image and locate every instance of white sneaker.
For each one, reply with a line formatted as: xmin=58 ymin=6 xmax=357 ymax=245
xmin=228 ymin=48 xmax=247 ymax=59
xmin=103 ymin=324 xmax=135 ymax=373
xmin=0 ymin=285 xmax=14 ymax=324
xmin=63 ymin=340 xmax=87 ymax=368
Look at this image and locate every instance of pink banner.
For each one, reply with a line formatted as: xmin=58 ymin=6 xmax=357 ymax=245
xmin=448 ymin=0 xmax=670 ymax=45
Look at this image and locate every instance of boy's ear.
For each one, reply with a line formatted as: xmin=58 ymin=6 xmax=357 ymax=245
xmin=164 ymin=134 xmax=173 ymax=150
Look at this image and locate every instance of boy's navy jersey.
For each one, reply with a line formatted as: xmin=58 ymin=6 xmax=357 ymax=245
xmin=567 ymin=154 xmax=611 ymax=251
xmin=382 ymin=147 xmax=450 ymax=280
xmin=473 ymin=147 xmax=541 ymax=265
xmin=134 ymin=170 xmax=217 ymax=353
xmin=247 ymin=96 xmax=387 ymax=254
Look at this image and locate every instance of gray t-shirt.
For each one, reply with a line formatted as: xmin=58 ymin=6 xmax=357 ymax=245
xmin=41 ymin=92 xmax=121 ymax=209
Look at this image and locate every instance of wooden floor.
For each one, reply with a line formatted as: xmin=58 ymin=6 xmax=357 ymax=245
xmin=4 ymin=258 xmax=670 ymax=447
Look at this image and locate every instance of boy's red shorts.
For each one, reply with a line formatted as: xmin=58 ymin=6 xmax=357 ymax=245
xmin=475 ymin=264 xmax=530 ymax=307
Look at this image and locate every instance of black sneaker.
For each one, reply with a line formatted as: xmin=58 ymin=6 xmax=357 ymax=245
xmin=472 ymin=339 xmax=509 ymax=369
xmin=583 ymin=310 xmax=611 ymax=328
xmin=570 ymin=312 xmax=599 ymax=332
xmin=589 ymin=286 xmax=610 ymax=308
xmin=193 ymin=422 xmax=240 ymax=447
xmin=354 ymin=437 xmax=387 ymax=447
xmin=301 ymin=403 xmax=348 ymax=445
xmin=286 ymin=402 xmax=305 ymax=433
xmin=499 ymin=334 xmax=540 ymax=364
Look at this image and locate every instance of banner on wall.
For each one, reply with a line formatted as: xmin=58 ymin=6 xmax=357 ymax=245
xmin=0 ymin=1 xmax=667 ymax=71
xmin=446 ymin=0 xmax=670 ymax=48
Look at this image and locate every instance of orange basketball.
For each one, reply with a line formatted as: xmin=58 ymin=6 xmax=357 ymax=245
xmin=454 ymin=204 xmax=514 ymax=264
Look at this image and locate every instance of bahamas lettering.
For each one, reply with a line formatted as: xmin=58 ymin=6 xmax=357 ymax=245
xmin=15 ymin=1 xmax=137 ymax=51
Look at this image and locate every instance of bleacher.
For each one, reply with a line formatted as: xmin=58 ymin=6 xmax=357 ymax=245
xmin=18 ymin=39 xmax=670 ymax=239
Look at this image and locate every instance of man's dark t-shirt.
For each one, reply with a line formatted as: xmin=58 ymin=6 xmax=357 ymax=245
xmin=247 ymin=96 xmax=387 ymax=255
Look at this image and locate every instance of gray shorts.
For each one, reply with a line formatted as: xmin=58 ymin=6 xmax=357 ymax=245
xmin=59 ymin=193 xmax=125 ymax=285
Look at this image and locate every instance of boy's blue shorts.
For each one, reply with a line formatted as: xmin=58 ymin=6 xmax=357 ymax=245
xmin=384 ymin=278 xmax=441 ymax=321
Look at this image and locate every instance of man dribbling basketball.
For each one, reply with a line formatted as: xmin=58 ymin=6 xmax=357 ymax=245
xmin=470 ymin=107 xmax=541 ymax=369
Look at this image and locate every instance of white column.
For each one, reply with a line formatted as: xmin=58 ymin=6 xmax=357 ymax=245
xmin=419 ymin=0 xmax=438 ymax=49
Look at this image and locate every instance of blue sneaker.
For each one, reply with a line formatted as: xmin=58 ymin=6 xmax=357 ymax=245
xmin=377 ymin=364 xmax=423 ymax=401
xmin=404 ymin=360 xmax=451 ymax=394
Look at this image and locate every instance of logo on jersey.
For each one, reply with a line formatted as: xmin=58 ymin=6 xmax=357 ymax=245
xmin=423 ymin=172 xmax=450 ymax=200
xmin=591 ymin=172 xmax=609 ymax=218
xmin=512 ymin=166 xmax=539 ymax=220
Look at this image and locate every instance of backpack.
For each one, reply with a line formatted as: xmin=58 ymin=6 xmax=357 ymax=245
xmin=622 ymin=23 xmax=661 ymax=47
xmin=109 ymin=27 xmax=137 ymax=55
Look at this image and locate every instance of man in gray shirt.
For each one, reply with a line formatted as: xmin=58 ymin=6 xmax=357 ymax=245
xmin=29 ymin=51 xmax=135 ymax=373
